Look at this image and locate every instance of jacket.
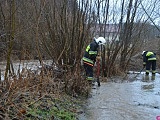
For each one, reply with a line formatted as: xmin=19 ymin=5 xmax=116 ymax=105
xmin=82 ymin=40 xmax=99 ymax=66
xmin=142 ymin=51 xmax=156 ymax=65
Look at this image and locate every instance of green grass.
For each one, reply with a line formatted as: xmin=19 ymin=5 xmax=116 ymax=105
xmin=26 ymin=99 xmax=77 ymax=120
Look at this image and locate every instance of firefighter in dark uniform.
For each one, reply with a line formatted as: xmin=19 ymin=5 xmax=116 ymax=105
xmin=82 ymin=37 xmax=106 ymax=84
xmin=142 ymin=51 xmax=157 ymax=75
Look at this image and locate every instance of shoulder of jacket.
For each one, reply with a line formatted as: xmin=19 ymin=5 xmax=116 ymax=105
xmin=90 ymin=41 xmax=96 ymax=45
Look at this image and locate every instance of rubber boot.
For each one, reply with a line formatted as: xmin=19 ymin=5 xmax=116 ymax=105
xmin=145 ymin=72 xmax=149 ymax=76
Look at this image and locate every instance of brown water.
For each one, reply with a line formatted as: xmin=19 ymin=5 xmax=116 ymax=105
xmin=79 ymin=72 xmax=160 ymax=120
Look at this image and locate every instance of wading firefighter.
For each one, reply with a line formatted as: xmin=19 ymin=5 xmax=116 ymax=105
xmin=142 ymin=51 xmax=157 ymax=75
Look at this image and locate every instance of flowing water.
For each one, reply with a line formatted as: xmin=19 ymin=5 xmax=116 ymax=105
xmin=79 ymin=72 xmax=160 ymax=120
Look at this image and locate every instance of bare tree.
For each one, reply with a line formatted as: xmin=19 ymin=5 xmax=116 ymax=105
xmin=0 ymin=0 xmax=159 ymax=78
xmin=4 ymin=0 xmax=15 ymax=85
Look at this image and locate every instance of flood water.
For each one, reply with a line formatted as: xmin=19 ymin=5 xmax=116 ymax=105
xmin=0 ymin=60 xmax=52 ymax=80
xmin=79 ymin=72 xmax=160 ymax=120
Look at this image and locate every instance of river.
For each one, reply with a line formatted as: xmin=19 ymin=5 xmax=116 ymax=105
xmin=79 ymin=72 xmax=160 ymax=120
xmin=0 ymin=60 xmax=52 ymax=80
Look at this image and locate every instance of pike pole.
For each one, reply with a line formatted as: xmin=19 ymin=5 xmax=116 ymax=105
xmin=96 ymin=58 xmax=101 ymax=86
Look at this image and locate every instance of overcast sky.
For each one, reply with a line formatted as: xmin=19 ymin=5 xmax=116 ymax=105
xmin=77 ymin=0 xmax=160 ymax=26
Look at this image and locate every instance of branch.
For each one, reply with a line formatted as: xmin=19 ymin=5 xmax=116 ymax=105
xmin=140 ymin=2 xmax=160 ymax=32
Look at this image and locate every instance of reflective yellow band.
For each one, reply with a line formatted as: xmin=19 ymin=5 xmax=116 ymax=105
xmin=87 ymin=77 xmax=93 ymax=81
xmin=146 ymin=52 xmax=153 ymax=56
xmin=86 ymin=45 xmax=90 ymax=52
xmin=82 ymin=57 xmax=94 ymax=64
xmin=146 ymin=70 xmax=149 ymax=73
xmin=89 ymin=51 xmax=97 ymax=55
xmin=152 ymin=71 xmax=156 ymax=73
xmin=148 ymin=58 xmax=156 ymax=60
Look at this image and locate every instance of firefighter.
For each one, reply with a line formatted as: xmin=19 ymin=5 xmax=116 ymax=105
xmin=142 ymin=51 xmax=157 ymax=75
xmin=82 ymin=37 xmax=106 ymax=84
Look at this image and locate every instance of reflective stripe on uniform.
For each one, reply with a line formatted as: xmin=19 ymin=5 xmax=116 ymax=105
xmin=146 ymin=52 xmax=153 ymax=56
xmin=83 ymin=61 xmax=94 ymax=66
xmin=86 ymin=45 xmax=90 ymax=52
xmin=152 ymin=70 xmax=156 ymax=73
xmin=89 ymin=51 xmax=97 ymax=55
xmin=146 ymin=70 xmax=149 ymax=73
xmin=82 ymin=57 xmax=94 ymax=64
xmin=148 ymin=58 xmax=156 ymax=60
xmin=87 ymin=77 xmax=93 ymax=81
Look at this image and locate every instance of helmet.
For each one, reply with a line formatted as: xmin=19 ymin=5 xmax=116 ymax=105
xmin=142 ymin=51 xmax=145 ymax=55
xmin=95 ymin=37 xmax=106 ymax=45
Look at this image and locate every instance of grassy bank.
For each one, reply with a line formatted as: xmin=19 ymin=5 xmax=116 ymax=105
xmin=0 ymin=68 xmax=90 ymax=120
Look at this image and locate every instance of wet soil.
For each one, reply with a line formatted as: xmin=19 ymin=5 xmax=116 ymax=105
xmin=79 ymin=72 xmax=160 ymax=120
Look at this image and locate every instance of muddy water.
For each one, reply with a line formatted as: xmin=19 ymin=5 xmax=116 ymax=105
xmin=79 ymin=72 xmax=160 ymax=120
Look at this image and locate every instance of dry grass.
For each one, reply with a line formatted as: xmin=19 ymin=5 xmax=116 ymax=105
xmin=0 ymin=64 xmax=90 ymax=119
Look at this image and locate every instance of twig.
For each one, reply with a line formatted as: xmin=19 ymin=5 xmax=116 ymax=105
xmin=27 ymin=94 xmax=46 ymax=107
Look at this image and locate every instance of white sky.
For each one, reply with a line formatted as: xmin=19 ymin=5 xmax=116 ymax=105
xmin=77 ymin=0 xmax=160 ymax=26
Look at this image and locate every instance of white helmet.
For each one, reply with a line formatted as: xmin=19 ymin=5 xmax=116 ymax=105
xmin=95 ymin=37 xmax=106 ymax=45
xmin=142 ymin=51 xmax=145 ymax=55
